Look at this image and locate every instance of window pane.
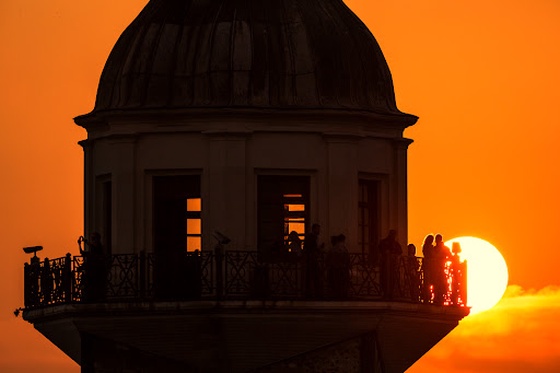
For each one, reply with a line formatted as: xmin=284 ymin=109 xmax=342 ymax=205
xmin=287 ymin=204 xmax=305 ymax=212
xmin=186 ymin=219 xmax=201 ymax=234
xmin=288 ymin=222 xmax=305 ymax=235
xmin=186 ymin=236 xmax=201 ymax=252
xmin=186 ymin=198 xmax=201 ymax=212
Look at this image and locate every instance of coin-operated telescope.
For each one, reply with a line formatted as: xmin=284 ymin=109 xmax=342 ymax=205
xmin=23 ymin=245 xmax=43 ymax=264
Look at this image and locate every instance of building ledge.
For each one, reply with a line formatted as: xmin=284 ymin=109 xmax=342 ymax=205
xmin=23 ymin=299 xmax=469 ymax=325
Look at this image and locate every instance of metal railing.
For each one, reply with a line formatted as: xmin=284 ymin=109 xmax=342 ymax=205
xmin=23 ymin=249 xmax=467 ymax=309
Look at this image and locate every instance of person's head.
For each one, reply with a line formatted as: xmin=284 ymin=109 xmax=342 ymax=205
xmin=289 ymin=231 xmax=300 ymax=241
xmin=435 ymin=234 xmax=443 ymax=244
xmin=331 ymin=235 xmax=339 ymax=246
xmin=407 ymin=244 xmax=416 ymax=256
xmin=90 ymin=232 xmax=101 ymax=245
xmin=423 ymin=234 xmax=434 ymax=246
xmin=388 ymin=229 xmax=397 ymax=240
xmin=312 ymin=223 xmax=321 ymax=235
xmin=338 ymin=234 xmax=346 ymax=243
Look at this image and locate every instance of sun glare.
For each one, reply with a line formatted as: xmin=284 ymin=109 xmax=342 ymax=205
xmin=445 ymin=236 xmax=508 ymax=314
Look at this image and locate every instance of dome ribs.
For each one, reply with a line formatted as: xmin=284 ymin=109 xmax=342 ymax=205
xmin=92 ymin=0 xmax=408 ymax=117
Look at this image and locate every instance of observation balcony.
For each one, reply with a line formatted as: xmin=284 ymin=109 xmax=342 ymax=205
xmin=20 ymin=249 xmax=468 ymax=373
xmin=22 ymin=250 xmax=467 ymax=309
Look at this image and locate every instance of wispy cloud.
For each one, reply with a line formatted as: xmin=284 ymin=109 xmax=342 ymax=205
xmin=408 ymin=285 xmax=560 ymax=372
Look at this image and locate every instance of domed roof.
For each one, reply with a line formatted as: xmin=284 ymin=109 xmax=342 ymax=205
xmin=93 ymin=0 xmax=409 ymax=117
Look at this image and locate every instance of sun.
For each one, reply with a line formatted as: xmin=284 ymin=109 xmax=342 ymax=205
xmin=445 ymin=236 xmax=508 ymax=314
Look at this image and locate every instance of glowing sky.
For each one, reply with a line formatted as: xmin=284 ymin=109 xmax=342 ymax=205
xmin=1 ymin=0 xmax=559 ymax=371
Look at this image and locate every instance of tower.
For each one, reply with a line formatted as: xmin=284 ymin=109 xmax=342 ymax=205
xmin=22 ymin=1 xmax=468 ymax=372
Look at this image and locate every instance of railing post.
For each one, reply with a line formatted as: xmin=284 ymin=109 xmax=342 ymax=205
xmin=139 ymin=251 xmax=146 ymax=299
xmin=215 ymin=244 xmax=224 ymax=300
xmin=64 ymin=253 xmax=72 ymax=303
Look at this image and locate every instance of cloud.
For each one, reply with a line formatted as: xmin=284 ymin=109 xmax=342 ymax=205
xmin=408 ymin=285 xmax=560 ymax=372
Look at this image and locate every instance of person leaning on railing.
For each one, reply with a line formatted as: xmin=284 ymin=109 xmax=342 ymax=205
xmin=406 ymin=244 xmax=421 ymax=302
xmin=432 ymin=234 xmax=451 ymax=305
xmin=78 ymin=233 xmax=108 ymax=302
xmin=421 ymin=234 xmax=435 ymax=303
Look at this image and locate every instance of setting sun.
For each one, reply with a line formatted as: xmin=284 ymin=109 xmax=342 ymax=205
xmin=446 ymin=236 xmax=508 ymax=314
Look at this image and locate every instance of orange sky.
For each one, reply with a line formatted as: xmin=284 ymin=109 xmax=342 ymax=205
xmin=1 ymin=0 xmax=559 ymax=371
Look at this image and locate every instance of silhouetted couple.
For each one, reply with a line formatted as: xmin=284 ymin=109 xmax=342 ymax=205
xmin=422 ymin=233 xmax=451 ymax=305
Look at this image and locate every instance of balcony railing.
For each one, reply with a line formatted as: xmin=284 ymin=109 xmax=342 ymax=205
xmin=23 ymin=249 xmax=467 ymax=309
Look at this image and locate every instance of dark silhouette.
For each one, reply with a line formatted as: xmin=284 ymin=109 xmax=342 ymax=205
xmin=449 ymin=242 xmax=466 ymax=305
xmin=288 ymin=230 xmax=303 ymax=258
xmin=326 ymin=234 xmax=350 ymax=299
xmin=184 ymin=250 xmax=203 ymax=299
xmin=21 ymin=247 xmax=470 ymax=308
xmin=406 ymin=244 xmax=420 ymax=301
xmin=304 ymin=223 xmax=324 ymax=298
xmin=421 ymin=234 xmax=435 ymax=303
xmin=78 ymin=232 xmax=108 ymax=302
xmin=22 ymin=246 xmax=43 ymax=306
xmin=379 ymin=230 xmax=402 ymax=299
xmin=433 ymin=234 xmax=451 ymax=305
xmin=269 ymin=240 xmax=284 ymax=262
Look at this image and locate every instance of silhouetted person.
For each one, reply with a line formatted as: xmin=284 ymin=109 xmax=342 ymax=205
xmin=379 ymin=229 xmax=402 ymax=299
xmin=327 ymin=234 xmax=350 ymax=299
xmin=449 ymin=242 xmax=465 ymax=305
xmin=304 ymin=223 xmax=324 ymax=298
xmin=288 ymin=230 xmax=302 ymax=261
xmin=25 ymin=253 xmax=41 ymax=306
xmin=288 ymin=231 xmax=302 ymax=252
xmin=78 ymin=232 xmax=108 ymax=302
xmin=406 ymin=244 xmax=420 ymax=302
xmin=421 ymin=234 xmax=435 ymax=303
xmin=433 ymin=234 xmax=451 ymax=305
